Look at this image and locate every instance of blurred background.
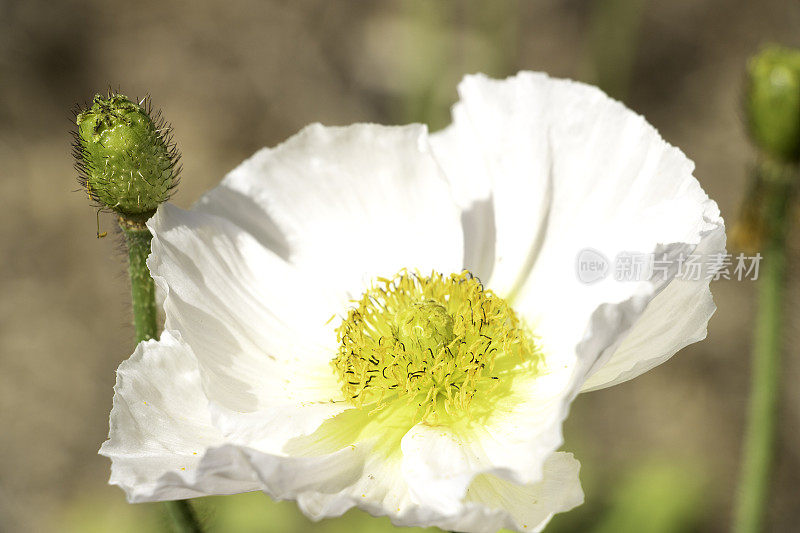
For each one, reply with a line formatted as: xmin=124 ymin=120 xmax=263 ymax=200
xmin=1 ymin=0 xmax=799 ymax=531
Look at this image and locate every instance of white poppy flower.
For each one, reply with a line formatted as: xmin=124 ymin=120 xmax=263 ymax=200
xmin=100 ymin=72 xmax=725 ymax=533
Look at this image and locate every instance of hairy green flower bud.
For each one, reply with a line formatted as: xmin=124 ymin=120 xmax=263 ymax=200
xmin=73 ymin=93 xmax=180 ymax=219
xmin=745 ymin=46 xmax=800 ymax=163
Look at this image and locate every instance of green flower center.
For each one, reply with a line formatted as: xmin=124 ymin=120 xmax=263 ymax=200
xmin=333 ymin=270 xmax=539 ymax=422
xmin=395 ymin=301 xmax=455 ymax=356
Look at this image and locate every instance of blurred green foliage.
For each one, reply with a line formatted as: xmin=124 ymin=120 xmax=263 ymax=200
xmin=545 ymin=459 xmax=708 ymax=533
xmin=585 ymin=0 xmax=646 ymax=101
xmin=590 ymin=461 xmax=707 ymax=533
xmin=55 ymin=492 xmax=438 ymax=533
xmin=384 ymin=0 xmax=521 ymax=129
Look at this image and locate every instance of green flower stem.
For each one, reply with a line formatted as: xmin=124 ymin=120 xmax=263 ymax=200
xmin=734 ymin=161 xmax=794 ymax=533
xmin=164 ymin=499 xmax=204 ymax=533
xmin=119 ymin=216 xmax=204 ymax=533
xmin=121 ymin=220 xmax=158 ymax=341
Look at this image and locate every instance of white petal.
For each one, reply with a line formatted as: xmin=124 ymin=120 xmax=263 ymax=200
xmin=99 ymin=331 xmax=258 ymax=501
xmin=147 ymin=203 xmax=343 ymax=414
xmin=297 ymin=448 xmax=415 ymax=522
xmin=101 ymin=331 xmax=365 ymax=503
xmin=296 ymin=449 xmax=582 ymax=533
xmin=581 ymin=212 xmax=726 ymax=390
xmin=429 ymin=103 xmax=496 ymax=280
xmin=281 ymin=409 xmax=424 ymax=522
xmin=399 ymin=364 xmax=576 ymax=506
xmin=280 ymin=407 xmax=469 ymax=526
xmin=209 ymin=402 xmax=352 ymax=456
xmin=199 ymin=123 xmax=464 ymax=297
xmin=283 ymin=363 xmax=579 ymax=530
xmin=400 ymin=423 xmax=480 ymax=514
xmin=457 ymin=452 xmax=584 ymax=533
xmin=104 ymin=344 xmax=579 ymax=533
xmin=437 ymin=72 xmax=723 ymax=392
xmin=430 ymin=82 xmax=552 ymax=294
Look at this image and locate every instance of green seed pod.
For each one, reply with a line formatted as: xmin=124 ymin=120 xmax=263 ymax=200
xmin=745 ymin=45 xmax=800 ymax=163
xmin=73 ymin=93 xmax=180 ymax=220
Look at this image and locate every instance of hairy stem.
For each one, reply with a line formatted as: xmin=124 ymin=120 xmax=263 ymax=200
xmin=733 ymin=161 xmax=794 ymax=533
xmin=122 ymin=223 xmax=158 ymax=341
xmin=120 ymin=216 xmax=204 ymax=533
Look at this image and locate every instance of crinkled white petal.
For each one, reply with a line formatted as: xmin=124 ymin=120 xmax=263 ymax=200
xmin=429 ymin=103 xmax=496 ymax=280
xmin=432 ymin=71 xmax=725 ymax=393
xmin=582 ymin=209 xmax=726 ymax=391
xmin=102 ymin=335 xmax=579 ymax=532
xmin=198 ymin=123 xmax=464 ymax=298
xmin=296 ymin=441 xmax=415 ymax=522
xmin=399 ymin=364 xmax=576 ymax=506
xmin=458 ymin=452 xmax=584 ymax=533
xmin=297 ymin=451 xmax=582 ymax=533
xmin=276 ymin=356 xmax=578 ymax=530
xmin=147 ymin=203 xmax=344 ymax=415
xmin=100 ymin=331 xmax=366 ymax=503
xmin=430 ymin=85 xmax=552 ymax=295
xmin=99 ymin=330 xmax=254 ymax=501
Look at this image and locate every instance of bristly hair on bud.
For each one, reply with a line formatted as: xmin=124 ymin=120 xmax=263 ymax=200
xmin=72 ymin=91 xmax=181 ymax=225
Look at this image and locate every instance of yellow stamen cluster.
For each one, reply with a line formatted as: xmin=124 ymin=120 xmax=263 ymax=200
xmin=332 ymin=270 xmax=538 ymax=422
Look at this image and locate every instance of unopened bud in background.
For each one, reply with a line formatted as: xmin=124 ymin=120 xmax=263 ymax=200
xmin=745 ymin=46 xmax=800 ymax=163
